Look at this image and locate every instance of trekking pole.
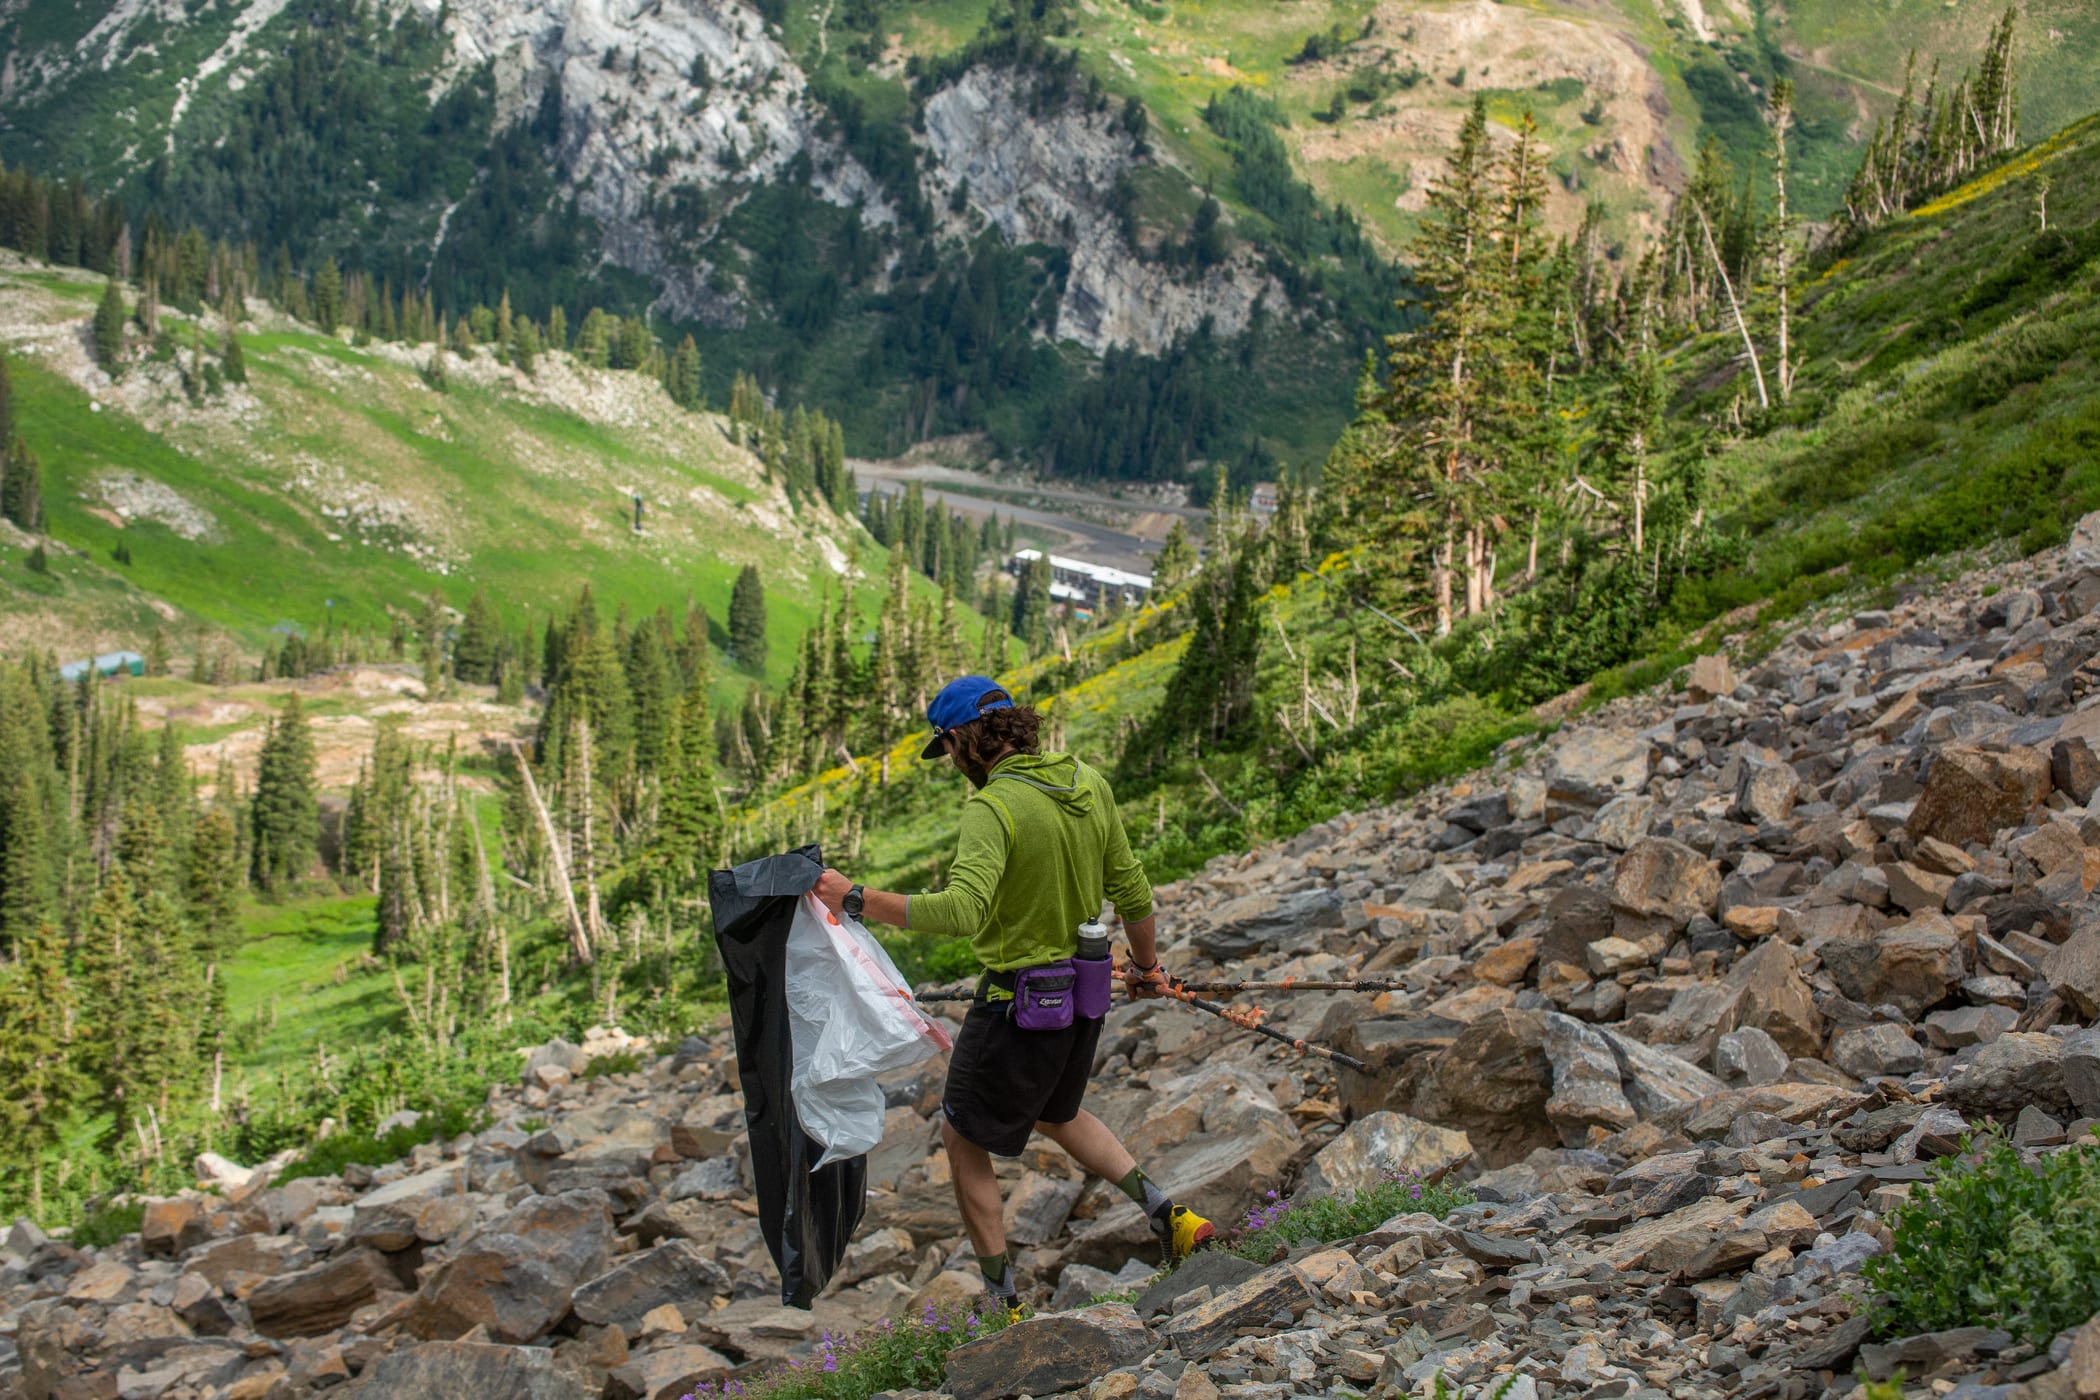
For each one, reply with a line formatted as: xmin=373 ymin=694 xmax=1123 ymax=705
xmin=1159 ymin=984 xmax=1373 ymax=1074
xmin=1171 ymin=978 xmax=1407 ymax=995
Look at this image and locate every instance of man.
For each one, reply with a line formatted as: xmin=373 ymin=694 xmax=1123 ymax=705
xmin=814 ymin=675 xmax=1213 ymax=1310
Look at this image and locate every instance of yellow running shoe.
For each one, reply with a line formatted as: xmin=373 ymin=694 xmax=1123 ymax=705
xmin=1162 ymin=1204 xmax=1215 ymax=1261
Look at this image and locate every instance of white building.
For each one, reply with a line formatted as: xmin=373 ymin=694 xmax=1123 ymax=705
xmin=1010 ymin=550 xmax=1153 ymax=610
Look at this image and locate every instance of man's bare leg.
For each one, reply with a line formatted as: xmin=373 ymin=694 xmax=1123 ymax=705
xmin=943 ymin=1119 xmax=1008 ymax=1258
xmin=1035 ymin=1110 xmax=1135 ymax=1183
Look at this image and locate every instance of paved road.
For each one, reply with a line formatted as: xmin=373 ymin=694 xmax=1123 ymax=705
xmin=853 ymin=460 xmax=1198 ymax=578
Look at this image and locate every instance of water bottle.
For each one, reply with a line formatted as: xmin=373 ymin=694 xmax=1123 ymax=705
xmin=1074 ymin=918 xmax=1113 ymax=1019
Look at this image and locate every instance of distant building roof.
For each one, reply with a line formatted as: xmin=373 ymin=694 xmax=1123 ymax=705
xmin=1012 ymin=549 xmax=1153 ymax=591
xmin=59 ymin=650 xmax=145 ymax=682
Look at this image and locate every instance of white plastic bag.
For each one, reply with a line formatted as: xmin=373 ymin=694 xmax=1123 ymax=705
xmin=783 ymin=892 xmax=953 ymax=1167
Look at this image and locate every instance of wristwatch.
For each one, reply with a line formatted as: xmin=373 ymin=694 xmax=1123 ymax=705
xmin=843 ymin=884 xmax=866 ymax=920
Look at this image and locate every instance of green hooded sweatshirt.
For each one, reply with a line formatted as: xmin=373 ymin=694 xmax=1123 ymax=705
xmin=905 ymin=751 xmax=1153 ymax=974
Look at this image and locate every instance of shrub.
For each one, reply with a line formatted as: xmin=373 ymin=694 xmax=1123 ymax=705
xmin=274 ymin=1100 xmax=487 ymax=1185
xmin=1863 ymin=1133 xmax=2100 ymax=1345
xmin=685 ymin=1301 xmax=1010 ymax=1400
xmin=69 ymin=1201 xmax=146 ymax=1248
xmin=1225 ymin=1167 xmax=1474 ymax=1263
xmin=583 ymin=1050 xmax=644 ymax=1080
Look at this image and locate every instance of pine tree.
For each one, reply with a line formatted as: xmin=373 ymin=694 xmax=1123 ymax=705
xmin=221 ymin=326 xmax=247 ymax=385
xmin=312 ymin=257 xmax=342 ymax=335
xmin=93 ymin=278 xmax=126 ymax=368
xmin=453 ymin=589 xmax=500 ymax=685
xmin=728 ymin=565 xmax=768 ymax=672
xmin=0 ymin=770 xmax=51 ymax=956
xmin=250 ymin=694 xmax=318 ymax=892
xmin=1152 ymin=519 xmax=1197 ymax=591
xmin=2 ymin=436 xmax=42 ymax=533
xmin=655 ymin=684 xmax=717 ymax=871
xmin=1368 ymin=95 xmax=1505 ymax=634
xmin=669 ymin=335 xmax=703 ymax=408
xmin=1012 ymin=554 xmax=1053 ymax=653
xmin=1599 ymin=345 xmax=1666 ymax=558
xmin=0 ymin=923 xmax=86 ymax=1219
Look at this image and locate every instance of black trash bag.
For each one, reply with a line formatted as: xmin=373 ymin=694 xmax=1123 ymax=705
xmin=709 ymin=844 xmax=868 ymax=1309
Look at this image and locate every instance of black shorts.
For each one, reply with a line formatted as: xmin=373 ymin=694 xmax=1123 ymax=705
xmin=941 ymin=1001 xmax=1104 ymax=1157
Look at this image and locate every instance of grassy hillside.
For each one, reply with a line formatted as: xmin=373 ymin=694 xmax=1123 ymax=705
xmin=747 ymin=102 xmax=2100 ymax=927
xmin=0 ymin=258 xmax=991 ymax=699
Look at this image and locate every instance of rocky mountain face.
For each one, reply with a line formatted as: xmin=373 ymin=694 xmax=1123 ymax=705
xmin=14 ymin=523 xmax=2100 ymax=1399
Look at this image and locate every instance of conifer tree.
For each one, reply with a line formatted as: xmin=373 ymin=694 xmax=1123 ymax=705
xmin=728 ymin=565 xmax=768 ymax=672
xmin=655 ymin=684 xmax=717 ymax=871
xmin=669 ymin=335 xmax=703 ymax=408
xmin=2 ymin=436 xmax=42 ymax=533
xmin=1152 ymin=520 xmax=1197 ymax=590
xmin=93 ymin=278 xmax=126 ymax=368
xmin=0 ymin=771 xmax=51 ymax=956
xmin=419 ymin=594 xmax=449 ymax=695
xmin=1012 ymin=554 xmax=1053 ymax=653
xmin=312 ymin=257 xmax=342 ymax=335
xmin=76 ymin=866 xmax=140 ymax=1135
xmin=0 ymin=924 xmax=85 ymax=1219
xmin=250 ymin=695 xmax=318 ymax=892
xmin=453 ymin=589 xmax=500 ymax=685
xmin=221 ymin=326 xmax=247 ymax=384
xmin=1368 ymin=95 xmax=1504 ymax=634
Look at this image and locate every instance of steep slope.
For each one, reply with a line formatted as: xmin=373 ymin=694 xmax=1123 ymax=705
xmin=0 ymin=255 xmax=949 ymax=693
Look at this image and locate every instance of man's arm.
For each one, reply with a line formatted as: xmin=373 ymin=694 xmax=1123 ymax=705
xmin=813 ymin=800 xmax=1010 ymax=932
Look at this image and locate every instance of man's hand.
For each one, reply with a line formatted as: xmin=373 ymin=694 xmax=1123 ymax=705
xmin=1123 ymin=960 xmax=1171 ymax=1001
xmin=813 ymin=868 xmax=852 ymax=915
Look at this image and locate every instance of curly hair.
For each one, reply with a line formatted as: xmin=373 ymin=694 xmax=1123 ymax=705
xmin=945 ymin=703 xmax=1043 ymax=780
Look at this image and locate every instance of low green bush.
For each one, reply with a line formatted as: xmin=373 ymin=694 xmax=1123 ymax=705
xmin=582 ymin=1051 xmax=644 ymax=1079
xmin=1225 ymin=1168 xmax=1474 ymax=1264
xmin=275 ymin=1100 xmax=487 ymax=1185
xmin=682 ymin=1301 xmax=1011 ymax=1400
xmin=1864 ymin=1133 xmax=2100 ymax=1345
xmin=68 ymin=1201 xmax=145 ymax=1249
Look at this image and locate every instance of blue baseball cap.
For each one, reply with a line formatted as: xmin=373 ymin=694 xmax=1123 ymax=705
xmin=922 ymin=676 xmax=1015 ymax=758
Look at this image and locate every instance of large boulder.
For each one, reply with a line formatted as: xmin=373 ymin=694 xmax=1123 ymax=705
xmin=571 ymin=1241 xmax=731 ymax=1333
xmin=943 ymin=1304 xmax=1154 ymax=1400
xmin=1944 ymin=1034 xmax=2074 ymax=1120
xmin=1545 ymin=731 xmax=1652 ymax=813
xmin=1908 ymin=746 xmax=2050 ymax=848
xmin=1298 ymin=1112 xmax=1471 ymax=1199
xmin=1405 ymin=1009 xmax=1556 ymax=1168
xmin=339 ymin=1341 xmax=596 ymax=1399
xmin=247 ymin=1248 xmax=399 ymax=1338
xmin=402 ymin=1190 xmax=614 ymax=1343
xmin=1540 ymin=1014 xmax=1725 ymax=1146
xmin=1193 ymin=888 xmax=1345 ymax=961
xmin=1612 ymin=839 xmax=1722 ymax=930
xmin=1650 ymin=939 xmax=1823 ymax=1058
xmin=1820 ymin=916 xmax=1966 ymax=1019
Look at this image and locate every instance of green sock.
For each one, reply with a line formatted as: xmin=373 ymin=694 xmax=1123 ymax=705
xmin=977 ymin=1251 xmax=1014 ymax=1296
xmin=1118 ymin=1166 xmax=1172 ymax=1219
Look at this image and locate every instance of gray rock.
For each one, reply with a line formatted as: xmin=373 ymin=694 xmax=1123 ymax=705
xmin=944 ymin=1303 xmax=1154 ymax=1400
xmin=1611 ymin=838 xmax=1722 ymax=929
xmin=603 ymin=1345 xmax=736 ymax=1400
xmin=402 ymin=1190 xmax=614 ymax=1343
xmin=1540 ymin=1013 xmax=1724 ymax=1145
xmin=521 ymin=1037 xmax=591 ymax=1084
xmin=1820 ymin=915 xmax=1967 ymax=1019
xmin=1157 ymin=1263 xmax=1319 ymax=1360
xmin=1909 ymin=746 xmax=2051 ymax=848
xmin=1298 ymin=1112 xmax=1471 ymax=1199
xmin=1193 ymin=888 xmax=1345 ymax=960
xmin=1713 ymin=1027 xmax=1789 ymax=1087
xmin=572 ymin=1241 xmax=731 ymax=1332
xmin=1134 ymin=1249 xmax=1260 ymax=1319
xmin=1945 ymin=1033 xmax=2075 ymax=1120
xmin=2062 ymin=1026 xmax=2100 ymax=1118
xmin=1737 ymin=757 xmax=1802 ymax=825
xmin=340 ymin=1342 xmax=597 ymax=1399
xmin=1830 ymin=1024 xmax=1925 ymax=1079
xmin=1546 ymin=730 xmax=1652 ymax=811
xmin=246 ymin=1248 xmax=398 ymax=1339
xmin=1923 ymin=1005 xmax=2016 ymax=1049
xmin=1003 ymin=1172 xmax=1085 ymax=1246
xmin=666 ymin=1156 xmax=744 ymax=1202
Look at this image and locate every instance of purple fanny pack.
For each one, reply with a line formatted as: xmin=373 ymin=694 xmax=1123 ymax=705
xmin=1010 ymin=956 xmax=1114 ymax=1030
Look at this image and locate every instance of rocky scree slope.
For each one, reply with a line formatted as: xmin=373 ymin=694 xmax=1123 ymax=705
xmin=17 ymin=525 xmax=2100 ymax=1397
